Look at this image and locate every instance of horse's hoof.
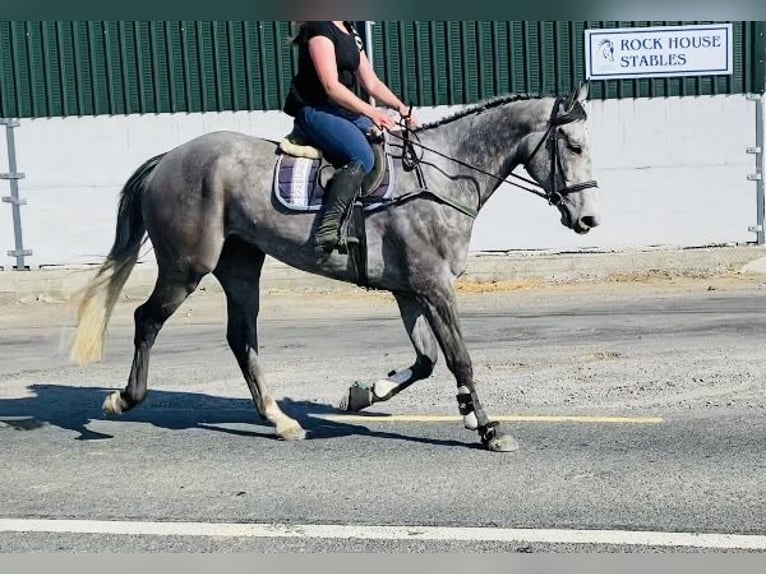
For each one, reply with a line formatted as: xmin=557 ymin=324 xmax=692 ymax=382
xmin=102 ymin=391 xmax=125 ymax=415
xmin=338 ymin=381 xmax=375 ymax=412
xmin=486 ymin=434 xmax=519 ymax=452
xmin=277 ymin=423 xmax=307 ymax=441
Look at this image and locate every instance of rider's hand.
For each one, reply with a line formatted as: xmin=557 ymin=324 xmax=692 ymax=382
xmin=369 ymin=108 xmax=397 ymax=131
xmin=397 ymin=105 xmax=419 ymax=129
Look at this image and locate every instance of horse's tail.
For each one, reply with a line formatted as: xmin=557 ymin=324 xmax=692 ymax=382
xmin=70 ymin=152 xmax=166 ymax=366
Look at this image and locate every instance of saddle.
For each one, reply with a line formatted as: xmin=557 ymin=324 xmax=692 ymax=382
xmin=274 ymin=124 xmax=395 ymax=212
xmin=273 ymin=124 xmax=398 ymax=289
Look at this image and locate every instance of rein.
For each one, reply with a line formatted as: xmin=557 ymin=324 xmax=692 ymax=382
xmin=390 ymin=128 xmax=549 ymax=199
xmin=384 ymin=98 xmax=598 ymax=217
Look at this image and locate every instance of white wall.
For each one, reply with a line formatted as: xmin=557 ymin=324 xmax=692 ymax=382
xmin=0 ymin=94 xmax=761 ymax=268
xmin=473 ymin=94 xmax=758 ymax=251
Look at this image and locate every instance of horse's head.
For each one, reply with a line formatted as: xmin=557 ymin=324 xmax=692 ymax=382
xmin=522 ymin=82 xmax=600 ymax=235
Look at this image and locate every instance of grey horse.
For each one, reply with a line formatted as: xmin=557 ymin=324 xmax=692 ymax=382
xmin=70 ymin=82 xmax=600 ymax=452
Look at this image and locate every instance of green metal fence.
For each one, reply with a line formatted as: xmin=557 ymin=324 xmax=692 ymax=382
xmin=0 ymin=21 xmax=763 ymax=119
xmin=373 ymin=21 xmax=764 ymax=105
xmin=0 ymin=21 xmax=297 ymax=117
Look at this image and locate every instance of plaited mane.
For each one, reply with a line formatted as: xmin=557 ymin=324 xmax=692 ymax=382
xmin=416 ymin=93 xmax=543 ymax=131
xmin=416 ymin=92 xmax=587 ymax=132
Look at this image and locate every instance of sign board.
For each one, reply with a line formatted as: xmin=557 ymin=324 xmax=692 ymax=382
xmin=585 ymin=23 xmax=733 ymax=80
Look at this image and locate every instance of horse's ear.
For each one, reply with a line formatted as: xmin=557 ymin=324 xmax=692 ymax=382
xmin=562 ymin=81 xmax=588 ymax=114
xmin=564 ymin=82 xmax=583 ymax=111
xmin=576 ymin=80 xmax=589 ymax=103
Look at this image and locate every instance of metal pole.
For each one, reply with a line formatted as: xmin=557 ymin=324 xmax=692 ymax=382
xmin=747 ymin=95 xmax=765 ymax=245
xmin=757 ymin=95 xmax=765 ymax=246
xmin=364 ymin=21 xmax=375 ymax=68
xmin=364 ymin=21 xmax=376 ymax=107
xmin=1 ymin=118 xmax=31 ymax=269
xmin=749 ymin=22 xmax=766 ymax=245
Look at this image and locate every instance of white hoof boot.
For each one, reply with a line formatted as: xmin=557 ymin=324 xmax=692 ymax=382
xmin=457 ymin=386 xmax=478 ymax=429
xmin=462 ymin=411 xmax=479 ymax=430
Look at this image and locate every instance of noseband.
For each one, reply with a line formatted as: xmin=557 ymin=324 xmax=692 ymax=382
xmin=526 ymin=96 xmax=599 ymax=206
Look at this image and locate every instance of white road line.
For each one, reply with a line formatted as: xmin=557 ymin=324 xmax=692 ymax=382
xmin=1 ymin=519 xmax=764 ymax=550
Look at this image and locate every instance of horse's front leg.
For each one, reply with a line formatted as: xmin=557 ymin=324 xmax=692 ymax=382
xmin=417 ymin=284 xmax=518 ymax=452
xmin=339 ymin=291 xmax=438 ymax=411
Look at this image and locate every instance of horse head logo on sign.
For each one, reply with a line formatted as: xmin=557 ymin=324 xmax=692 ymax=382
xmin=598 ymin=39 xmax=615 ymax=62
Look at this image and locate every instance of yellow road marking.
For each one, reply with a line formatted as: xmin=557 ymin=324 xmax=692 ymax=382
xmin=311 ymin=414 xmax=663 ymax=424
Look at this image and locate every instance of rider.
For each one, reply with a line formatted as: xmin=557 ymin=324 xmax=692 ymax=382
xmin=284 ymin=21 xmax=418 ymax=254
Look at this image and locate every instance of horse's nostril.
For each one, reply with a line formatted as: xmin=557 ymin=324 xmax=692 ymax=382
xmin=580 ymin=215 xmax=599 ymax=229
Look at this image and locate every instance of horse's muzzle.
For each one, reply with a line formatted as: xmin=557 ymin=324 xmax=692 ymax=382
xmin=573 ymin=214 xmax=600 ymax=234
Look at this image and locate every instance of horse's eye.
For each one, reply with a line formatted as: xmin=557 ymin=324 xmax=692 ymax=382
xmin=570 ymin=144 xmax=583 ymax=155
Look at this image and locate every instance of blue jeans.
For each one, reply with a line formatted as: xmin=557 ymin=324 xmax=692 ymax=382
xmin=295 ymin=104 xmax=375 ymax=174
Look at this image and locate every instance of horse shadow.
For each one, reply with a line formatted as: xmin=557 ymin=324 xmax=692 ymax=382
xmin=0 ymin=384 xmax=476 ymax=449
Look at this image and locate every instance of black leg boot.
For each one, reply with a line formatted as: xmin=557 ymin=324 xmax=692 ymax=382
xmin=314 ymin=161 xmax=366 ymax=254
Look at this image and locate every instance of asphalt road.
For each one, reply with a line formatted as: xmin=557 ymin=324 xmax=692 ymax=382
xmin=1 ymin=275 xmax=766 ymax=552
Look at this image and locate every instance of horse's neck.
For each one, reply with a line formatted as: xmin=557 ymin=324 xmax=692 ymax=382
xmin=422 ymin=101 xmax=543 ymax=209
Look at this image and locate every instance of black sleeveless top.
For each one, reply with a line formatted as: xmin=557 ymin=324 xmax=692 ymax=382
xmin=283 ymin=21 xmax=364 ymax=117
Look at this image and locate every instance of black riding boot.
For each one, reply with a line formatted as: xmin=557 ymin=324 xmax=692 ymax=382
xmin=314 ymin=161 xmax=366 ymax=254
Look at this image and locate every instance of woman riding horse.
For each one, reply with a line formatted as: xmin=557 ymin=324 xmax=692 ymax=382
xmin=284 ymin=21 xmax=418 ymax=254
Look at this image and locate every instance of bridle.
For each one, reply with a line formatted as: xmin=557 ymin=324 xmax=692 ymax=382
xmin=524 ymin=96 xmax=599 ymax=207
xmin=387 ymin=96 xmax=599 ymax=215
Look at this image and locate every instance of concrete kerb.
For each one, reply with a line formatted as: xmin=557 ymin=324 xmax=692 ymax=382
xmin=461 ymin=244 xmax=766 ymax=283
xmin=2 ymin=243 xmax=766 ymax=305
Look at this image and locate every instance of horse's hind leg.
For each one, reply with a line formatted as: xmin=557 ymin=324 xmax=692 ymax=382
xmin=213 ymin=238 xmax=305 ymax=441
xmin=103 ymin=268 xmax=204 ymax=414
xmin=339 ymin=291 xmax=439 ymax=411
